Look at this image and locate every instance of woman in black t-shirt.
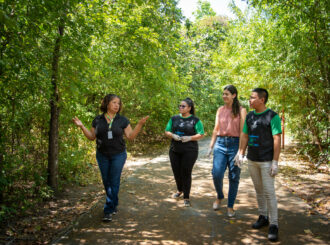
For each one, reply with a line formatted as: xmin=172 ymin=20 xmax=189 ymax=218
xmin=73 ymin=94 xmax=148 ymax=222
xmin=165 ymin=98 xmax=204 ymax=207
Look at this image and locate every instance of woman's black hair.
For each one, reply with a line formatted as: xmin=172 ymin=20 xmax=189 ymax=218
xmin=182 ymin=97 xmax=195 ymax=115
xmin=100 ymin=94 xmax=122 ymax=113
xmin=224 ymin=85 xmax=240 ymax=117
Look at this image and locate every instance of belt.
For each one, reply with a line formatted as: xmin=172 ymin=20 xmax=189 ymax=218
xmin=218 ymin=136 xmax=239 ymax=138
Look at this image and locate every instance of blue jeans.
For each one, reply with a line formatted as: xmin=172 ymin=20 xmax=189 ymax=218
xmin=96 ymin=150 xmax=127 ymax=214
xmin=212 ymin=137 xmax=241 ymax=208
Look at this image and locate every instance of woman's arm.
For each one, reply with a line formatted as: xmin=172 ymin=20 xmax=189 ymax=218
xmin=165 ymin=131 xmax=176 ymax=139
xmin=238 ymin=108 xmax=247 ymax=150
xmin=72 ymin=116 xmax=96 ymax=141
xmin=209 ymin=107 xmax=221 ymax=149
xmin=164 ymin=117 xmax=181 ymax=141
xmin=124 ymin=116 xmax=149 ymax=141
xmin=190 ymin=134 xmax=204 ymax=141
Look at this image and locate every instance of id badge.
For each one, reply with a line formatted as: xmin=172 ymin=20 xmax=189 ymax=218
xmin=108 ymin=130 xmax=113 ymax=139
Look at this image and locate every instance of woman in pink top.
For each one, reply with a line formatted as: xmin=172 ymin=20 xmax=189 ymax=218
xmin=207 ymin=85 xmax=247 ymax=217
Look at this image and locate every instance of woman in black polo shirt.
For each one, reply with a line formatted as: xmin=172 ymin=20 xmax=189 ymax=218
xmin=73 ymin=94 xmax=148 ymax=222
xmin=165 ymin=98 xmax=204 ymax=207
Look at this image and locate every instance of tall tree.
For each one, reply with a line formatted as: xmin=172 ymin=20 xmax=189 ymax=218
xmin=47 ymin=19 xmax=65 ymax=189
xmin=193 ymin=0 xmax=217 ymax=20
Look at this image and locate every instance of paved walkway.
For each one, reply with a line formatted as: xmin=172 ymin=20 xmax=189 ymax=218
xmin=54 ymin=139 xmax=329 ymax=244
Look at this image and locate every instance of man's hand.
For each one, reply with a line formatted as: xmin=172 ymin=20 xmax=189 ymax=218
xmin=234 ymin=154 xmax=244 ymax=168
xmin=270 ymin=160 xmax=278 ymax=177
xmin=172 ymin=134 xmax=181 ymax=141
xmin=181 ymin=136 xmax=192 ymax=143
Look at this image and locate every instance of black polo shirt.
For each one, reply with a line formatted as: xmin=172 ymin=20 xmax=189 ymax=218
xmin=92 ymin=114 xmax=130 ymax=156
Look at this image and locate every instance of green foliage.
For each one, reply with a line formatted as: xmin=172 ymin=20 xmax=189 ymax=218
xmin=0 ymin=0 xmax=186 ymax=218
xmin=0 ymin=0 xmax=328 ymax=220
xmin=211 ymin=0 xmax=329 ymax=163
xmin=193 ymin=0 xmax=217 ymax=20
xmin=178 ymin=15 xmax=230 ymax=133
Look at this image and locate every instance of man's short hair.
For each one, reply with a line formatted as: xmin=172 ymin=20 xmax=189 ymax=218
xmin=252 ymin=88 xmax=269 ymax=104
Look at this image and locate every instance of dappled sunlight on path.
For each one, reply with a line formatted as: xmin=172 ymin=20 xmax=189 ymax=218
xmin=54 ymin=139 xmax=329 ymax=245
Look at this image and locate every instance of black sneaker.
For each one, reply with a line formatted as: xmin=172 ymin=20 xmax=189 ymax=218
xmin=112 ymin=208 xmax=118 ymax=215
xmin=102 ymin=213 xmax=112 ymax=222
xmin=268 ymin=224 xmax=278 ymax=242
xmin=252 ymin=215 xmax=269 ymax=229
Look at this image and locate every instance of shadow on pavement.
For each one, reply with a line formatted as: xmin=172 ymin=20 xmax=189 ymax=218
xmin=54 ymin=139 xmax=329 ymax=245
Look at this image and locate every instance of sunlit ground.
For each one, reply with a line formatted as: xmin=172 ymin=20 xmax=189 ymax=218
xmin=55 ymin=139 xmax=329 ymax=245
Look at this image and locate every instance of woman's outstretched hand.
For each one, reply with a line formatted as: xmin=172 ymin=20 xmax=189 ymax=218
xmin=72 ymin=116 xmax=83 ymax=128
xmin=138 ymin=116 xmax=149 ymax=125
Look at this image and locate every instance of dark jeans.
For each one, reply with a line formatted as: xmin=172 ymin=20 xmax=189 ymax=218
xmin=96 ymin=150 xmax=127 ymax=214
xmin=169 ymin=149 xmax=198 ymax=199
xmin=212 ymin=136 xmax=241 ymax=208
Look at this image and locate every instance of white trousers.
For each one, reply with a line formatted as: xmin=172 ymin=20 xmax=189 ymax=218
xmin=248 ymin=160 xmax=278 ymax=226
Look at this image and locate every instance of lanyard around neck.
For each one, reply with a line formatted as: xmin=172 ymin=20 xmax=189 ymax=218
xmin=106 ymin=113 xmax=116 ymax=129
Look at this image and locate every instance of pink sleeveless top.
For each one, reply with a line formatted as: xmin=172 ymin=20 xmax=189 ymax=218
xmin=216 ymin=106 xmax=241 ymax=137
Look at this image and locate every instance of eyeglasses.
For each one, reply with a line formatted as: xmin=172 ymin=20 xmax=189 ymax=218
xmin=178 ymin=105 xmax=186 ymax=108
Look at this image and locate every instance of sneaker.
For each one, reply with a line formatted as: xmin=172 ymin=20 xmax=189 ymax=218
xmin=112 ymin=208 xmax=118 ymax=215
xmin=102 ymin=213 xmax=112 ymax=222
xmin=184 ymin=199 xmax=191 ymax=207
xmin=268 ymin=224 xmax=279 ymax=242
xmin=252 ymin=215 xmax=269 ymax=229
xmin=172 ymin=192 xmax=182 ymax=198
xmin=227 ymin=210 xmax=236 ymax=217
xmin=213 ymin=201 xmax=221 ymax=211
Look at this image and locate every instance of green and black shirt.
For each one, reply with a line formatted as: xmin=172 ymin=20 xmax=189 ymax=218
xmin=243 ymin=109 xmax=282 ymax=162
xmin=165 ymin=114 xmax=204 ymax=153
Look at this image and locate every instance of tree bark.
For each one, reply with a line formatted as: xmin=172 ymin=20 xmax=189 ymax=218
xmin=47 ymin=22 xmax=64 ymax=191
xmin=0 ymin=116 xmax=3 ymax=203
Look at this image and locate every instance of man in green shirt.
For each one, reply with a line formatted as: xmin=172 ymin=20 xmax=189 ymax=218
xmin=235 ymin=88 xmax=282 ymax=242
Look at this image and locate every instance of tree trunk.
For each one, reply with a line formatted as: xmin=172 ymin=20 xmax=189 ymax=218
xmin=0 ymin=116 xmax=3 ymax=203
xmin=47 ymin=22 xmax=64 ymax=191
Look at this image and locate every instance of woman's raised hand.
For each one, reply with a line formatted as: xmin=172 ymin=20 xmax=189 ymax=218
xmin=72 ymin=116 xmax=83 ymax=128
xmin=138 ymin=116 xmax=149 ymax=125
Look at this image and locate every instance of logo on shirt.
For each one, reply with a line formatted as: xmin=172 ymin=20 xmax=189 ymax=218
xmin=251 ymin=121 xmax=258 ymax=129
xmin=248 ymin=135 xmax=259 ymax=147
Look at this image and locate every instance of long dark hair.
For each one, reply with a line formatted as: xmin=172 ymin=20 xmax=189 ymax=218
xmin=224 ymin=85 xmax=240 ymax=117
xmin=100 ymin=94 xmax=122 ymax=113
xmin=182 ymin=97 xmax=195 ymax=115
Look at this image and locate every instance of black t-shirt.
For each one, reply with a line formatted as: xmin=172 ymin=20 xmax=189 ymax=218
xmin=169 ymin=115 xmax=201 ymax=153
xmin=92 ymin=114 xmax=130 ymax=156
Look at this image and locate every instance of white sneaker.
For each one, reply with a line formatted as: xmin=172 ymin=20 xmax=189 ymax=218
xmin=213 ymin=202 xmax=220 ymax=210
xmin=227 ymin=210 xmax=236 ymax=217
